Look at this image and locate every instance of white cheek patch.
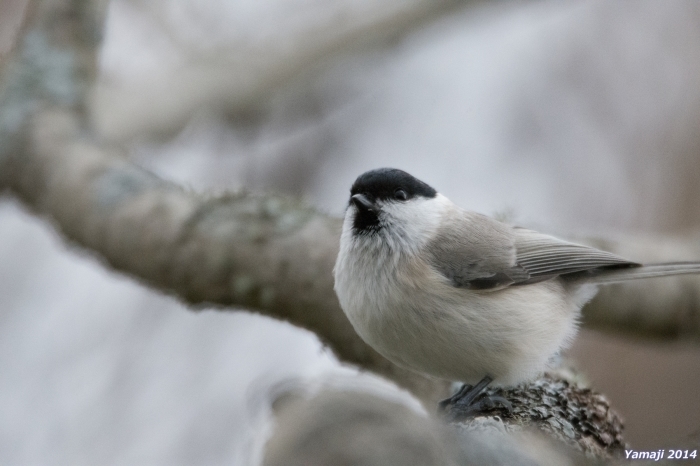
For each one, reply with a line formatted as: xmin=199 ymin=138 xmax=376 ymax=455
xmin=379 ymin=194 xmax=450 ymax=251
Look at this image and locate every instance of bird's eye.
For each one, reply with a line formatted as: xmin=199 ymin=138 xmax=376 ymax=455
xmin=394 ymin=188 xmax=408 ymax=201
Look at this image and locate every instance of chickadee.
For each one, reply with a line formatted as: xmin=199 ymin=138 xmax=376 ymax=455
xmin=333 ymin=168 xmax=700 ymax=415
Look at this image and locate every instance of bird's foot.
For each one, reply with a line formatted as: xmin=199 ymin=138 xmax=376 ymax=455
xmin=437 ymin=383 xmax=473 ymax=412
xmin=438 ymin=376 xmax=513 ymax=420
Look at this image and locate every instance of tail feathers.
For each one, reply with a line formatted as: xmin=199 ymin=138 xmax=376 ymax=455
xmin=565 ymin=262 xmax=700 ymax=285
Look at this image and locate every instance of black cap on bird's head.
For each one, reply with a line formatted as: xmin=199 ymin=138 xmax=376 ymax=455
xmin=348 ymin=168 xmax=437 ymax=234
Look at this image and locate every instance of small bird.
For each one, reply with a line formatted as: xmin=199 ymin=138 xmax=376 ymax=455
xmin=333 ymin=168 xmax=700 ymax=415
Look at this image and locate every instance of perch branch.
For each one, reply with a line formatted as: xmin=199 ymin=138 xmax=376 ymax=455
xmin=264 ymin=373 xmax=625 ymax=464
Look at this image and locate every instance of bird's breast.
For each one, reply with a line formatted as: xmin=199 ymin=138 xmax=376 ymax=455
xmin=336 ymin=242 xmax=581 ymax=384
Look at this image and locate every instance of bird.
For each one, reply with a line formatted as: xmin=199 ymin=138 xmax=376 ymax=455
xmin=333 ymin=167 xmax=700 ymax=416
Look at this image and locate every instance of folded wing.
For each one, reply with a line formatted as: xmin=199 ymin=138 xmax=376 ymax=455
xmin=426 ymin=214 xmax=638 ymax=290
xmin=513 ymin=228 xmax=638 ymax=282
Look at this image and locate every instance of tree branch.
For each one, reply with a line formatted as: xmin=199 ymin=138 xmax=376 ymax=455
xmin=446 ymin=373 xmax=626 ymax=459
xmin=2 ymin=106 xmax=448 ymax=401
xmin=264 ymin=373 xmax=625 ymax=464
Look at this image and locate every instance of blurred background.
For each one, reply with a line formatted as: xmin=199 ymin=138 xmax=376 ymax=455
xmin=2 ymin=0 xmax=700 ymax=463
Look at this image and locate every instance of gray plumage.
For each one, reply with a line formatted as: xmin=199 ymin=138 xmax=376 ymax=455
xmin=427 ymin=210 xmax=700 ymax=289
xmin=426 ymin=212 xmax=640 ymax=290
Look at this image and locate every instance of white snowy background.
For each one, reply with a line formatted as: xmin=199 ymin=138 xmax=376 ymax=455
xmin=2 ymin=0 xmax=700 ymax=463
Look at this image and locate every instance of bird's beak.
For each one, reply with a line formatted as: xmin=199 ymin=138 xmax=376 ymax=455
xmin=351 ymin=193 xmax=378 ymax=212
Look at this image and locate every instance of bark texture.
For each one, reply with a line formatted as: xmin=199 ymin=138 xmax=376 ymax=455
xmin=447 ymin=373 xmax=626 ymax=460
xmin=264 ymin=377 xmax=618 ymax=465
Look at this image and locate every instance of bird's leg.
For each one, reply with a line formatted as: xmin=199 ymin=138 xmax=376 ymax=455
xmin=437 ymin=383 xmax=473 ymax=411
xmin=438 ymin=376 xmax=492 ymax=412
xmin=438 ymin=375 xmax=512 ymax=418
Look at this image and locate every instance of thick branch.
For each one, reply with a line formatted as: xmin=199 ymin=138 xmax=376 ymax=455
xmin=2 ymin=108 xmax=447 ymax=401
xmin=264 ymin=373 xmax=625 ymax=464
